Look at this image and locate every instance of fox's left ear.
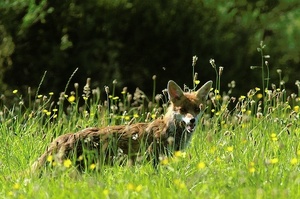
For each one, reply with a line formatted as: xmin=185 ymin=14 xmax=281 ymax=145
xmin=196 ymin=81 xmax=213 ymax=101
xmin=167 ymin=80 xmax=184 ymax=104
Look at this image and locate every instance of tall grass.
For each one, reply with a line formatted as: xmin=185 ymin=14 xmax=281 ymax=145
xmin=0 ymin=43 xmax=300 ymax=198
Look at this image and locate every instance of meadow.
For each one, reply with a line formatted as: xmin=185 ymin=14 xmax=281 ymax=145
xmin=1 ymin=45 xmax=300 ymax=199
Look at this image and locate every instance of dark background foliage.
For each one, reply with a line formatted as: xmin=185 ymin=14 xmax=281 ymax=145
xmin=0 ymin=0 xmax=299 ymax=99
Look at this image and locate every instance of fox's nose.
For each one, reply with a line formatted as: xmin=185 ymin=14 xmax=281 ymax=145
xmin=190 ymin=118 xmax=195 ymax=124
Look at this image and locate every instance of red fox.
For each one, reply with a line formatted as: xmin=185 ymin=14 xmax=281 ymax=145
xmin=31 ymin=80 xmax=212 ymax=172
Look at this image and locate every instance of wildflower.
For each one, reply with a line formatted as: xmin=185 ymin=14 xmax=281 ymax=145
xmin=151 ymin=114 xmax=156 ymax=119
xmin=68 ymin=95 xmax=76 ymax=103
xmin=256 ymin=93 xmax=263 ymax=99
xmin=83 ymin=96 xmax=88 ymax=101
xmin=127 ymin=183 xmax=135 ymax=191
xmin=52 ymin=108 xmax=58 ymax=112
xmin=112 ymin=96 xmax=119 ymax=100
xmin=294 ymin=105 xmax=299 ymax=113
xmin=47 ymin=155 xmax=53 ymax=162
xmin=174 ymin=151 xmax=186 ymax=158
xmin=174 ymin=179 xmax=186 ymax=189
xmin=255 ymin=87 xmax=261 ymax=91
xmin=125 ymin=116 xmax=130 ymax=121
xmin=226 ymin=146 xmax=234 ymax=152
xmin=13 ymin=90 xmax=18 ymax=94
xmin=135 ymin=185 xmax=143 ymax=192
xmin=13 ymin=183 xmax=20 ymax=190
xmin=102 ymin=189 xmax=109 ymax=196
xmin=270 ymin=158 xmax=279 ymax=164
xmin=89 ymin=163 xmax=96 ymax=170
xmin=49 ymin=92 xmax=54 ymax=96
xmin=160 ymin=158 xmax=169 ymax=165
xmin=249 ymin=167 xmax=255 ymax=173
xmin=63 ymin=159 xmax=72 ymax=168
xmin=197 ymin=162 xmax=206 ymax=169
xmin=192 ymin=55 xmax=198 ymax=66
xmin=215 ymin=95 xmax=221 ymax=100
xmin=77 ymin=155 xmax=84 ymax=161
xmin=194 ymin=80 xmax=200 ymax=85
xmin=38 ymin=94 xmax=43 ymax=98
xmin=209 ymin=58 xmax=216 ymax=68
xmin=239 ymin=95 xmax=246 ymax=101
xmin=290 ymin=158 xmax=298 ymax=165
xmin=133 ymin=113 xmax=139 ymax=118
xmin=209 ymin=146 xmax=216 ymax=154
xmin=270 ymin=133 xmax=278 ymax=141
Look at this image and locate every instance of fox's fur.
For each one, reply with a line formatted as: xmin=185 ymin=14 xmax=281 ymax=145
xmin=31 ymin=80 xmax=212 ymax=172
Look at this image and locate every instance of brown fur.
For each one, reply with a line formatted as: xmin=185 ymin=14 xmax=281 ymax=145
xmin=31 ymin=80 xmax=212 ymax=172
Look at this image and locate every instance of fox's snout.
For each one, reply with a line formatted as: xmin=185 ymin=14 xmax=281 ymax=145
xmin=181 ymin=114 xmax=198 ymax=133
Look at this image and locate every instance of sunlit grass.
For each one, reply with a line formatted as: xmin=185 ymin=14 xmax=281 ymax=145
xmin=1 ymin=44 xmax=300 ymax=198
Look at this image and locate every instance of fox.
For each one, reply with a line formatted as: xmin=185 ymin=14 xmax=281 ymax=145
xmin=31 ymin=80 xmax=212 ymax=172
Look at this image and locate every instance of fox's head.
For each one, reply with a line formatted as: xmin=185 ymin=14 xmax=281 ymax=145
xmin=167 ymin=80 xmax=212 ymax=133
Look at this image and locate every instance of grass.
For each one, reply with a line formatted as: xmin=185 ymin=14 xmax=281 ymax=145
xmin=1 ymin=46 xmax=300 ymax=198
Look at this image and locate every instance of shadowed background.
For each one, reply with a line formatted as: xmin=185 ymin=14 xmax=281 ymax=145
xmin=0 ymin=0 xmax=299 ymax=100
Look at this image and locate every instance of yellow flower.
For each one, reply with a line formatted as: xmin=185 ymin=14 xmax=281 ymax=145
xmin=226 ymin=146 xmax=234 ymax=152
xmin=270 ymin=158 xmax=279 ymax=164
xmin=52 ymin=108 xmax=58 ymax=112
xmin=197 ymin=162 xmax=206 ymax=169
xmin=77 ymin=155 xmax=84 ymax=161
xmin=38 ymin=94 xmax=43 ymax=98
xmin=63 ymin=159 xmax=72 ymax=168
xmin=112 ymin=96 xmax=119 ymax=100
xmin=13 ymin=90 xmax=18 ymax=94
xmin=174 ymin=179 xmax=186 ymax=189
xmin=89 ymin=163 xmax=96 ymax=170
xmin=68 ymin=95 xmax=76 ymax=103
xmin=239 ymin=95 xmax=246 ymax=100
xmin=174 ymin=151 xmax=186 ymax=158
xmin=160 ymin=158 xmax=169 ymax=165
xmin=249 ymin=167 xmax=255 ymax=173
xmin=255 ymin=87 xmax=261 ymax=91
xmin=102 ymin=189 xmax=109 ymax=196
xmin=133 ymin=113 xmax=139 ymax=118
xmin=194 ymin=80 xmax=200 ymax=85
xmin=290 ymin=158 xmax=298 ymax=165
xmin=47 ymin=155 xmax=53 ymax=162
xmin=13 ymin=183 xmax=20 ymax=190
xmin=256 ymin=93 xmax=263 ymax=99
xmin=209 ymin=146 xmax=216 ymax=154
xmin=127 ymin=183 xmax=135 ymax=191
xmin=270 ymin=133 xmax=278 ymax=141
xmin=135 ymin=185 xmax=142 ymax=192
xmin=49 ymin=92 xmax=54 ymax=96
xmin=294 ymin=105 xmax=299 ymax=113
xmin=124 ymin=116 xmax=130 ymax=121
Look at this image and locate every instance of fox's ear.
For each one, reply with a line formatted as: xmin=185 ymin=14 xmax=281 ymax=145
xmin=196 ymin=80 xmax=213 ymax=101
xmin=167 ymin=80 xmax=184 ymax=104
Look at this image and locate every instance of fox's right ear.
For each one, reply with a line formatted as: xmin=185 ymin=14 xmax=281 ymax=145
xmin=167 ymin=80 xmax=184 ymax=104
